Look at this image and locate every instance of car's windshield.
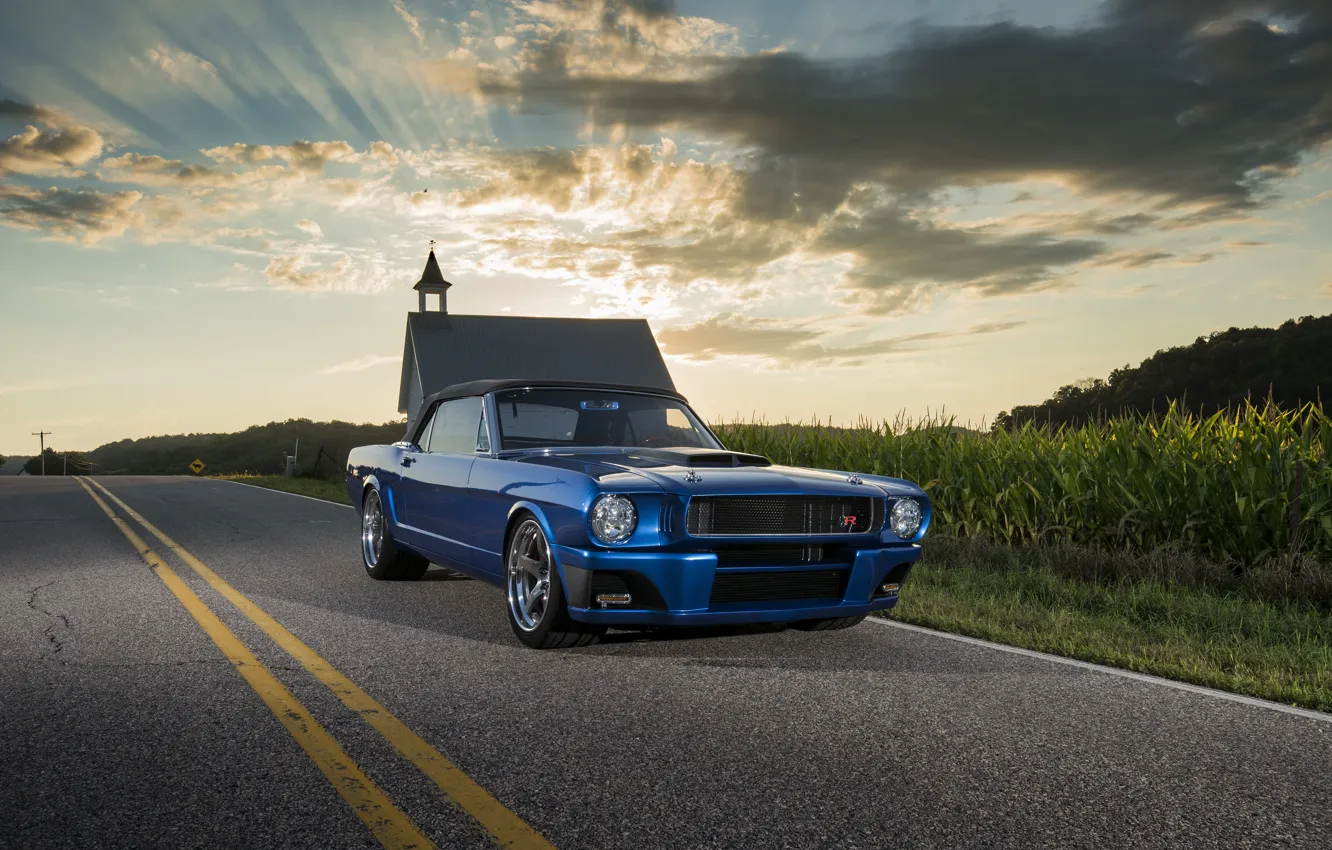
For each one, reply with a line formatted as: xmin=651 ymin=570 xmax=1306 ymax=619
xmin=494 ymin=389 xmax=722 ymax=451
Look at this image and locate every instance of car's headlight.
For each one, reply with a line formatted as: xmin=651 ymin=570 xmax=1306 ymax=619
xmin=890 ymin=498 xmax=922 ymax=538
xmin=590 ymin=494 xmax=637 ymax=544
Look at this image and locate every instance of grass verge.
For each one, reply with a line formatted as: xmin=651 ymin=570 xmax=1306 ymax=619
xmin=883 ymin=534 xmax=1332 ymax=713
xmin=213 ymin=474 xmax=351 ymax=505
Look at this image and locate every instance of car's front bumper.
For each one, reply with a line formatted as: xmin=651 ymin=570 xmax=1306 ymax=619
xmin=554 ymin=543 xmax=921 ymax=626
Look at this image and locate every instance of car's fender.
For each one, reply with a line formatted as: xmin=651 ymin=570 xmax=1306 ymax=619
xmin=346 ymin=443 xmax=408 ymax=523
xmin=501 ymin=500 xmax=574 ymax=585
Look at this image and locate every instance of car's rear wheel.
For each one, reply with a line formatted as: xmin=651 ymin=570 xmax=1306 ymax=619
xmin=790 ymin=614 xmax=867 ymax=631
xmin=362 ymin=488 xmax=429 ymax=581
xmin=506 ymin=517 xmax=604 ymax=649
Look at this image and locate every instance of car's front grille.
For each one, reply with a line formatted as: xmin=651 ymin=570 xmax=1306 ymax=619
xmin=709 ymin=568 xmax=849 ymax=605
xmin=686 ymin=496 xmax=881 ymax=536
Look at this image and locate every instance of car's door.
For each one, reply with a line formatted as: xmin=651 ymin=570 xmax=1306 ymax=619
xmin=398 ymin=396 xmax=486 ymax=568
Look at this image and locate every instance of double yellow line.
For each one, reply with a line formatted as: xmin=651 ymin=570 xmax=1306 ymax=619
xmin=77 ymin=477 xmax=555 ymax=850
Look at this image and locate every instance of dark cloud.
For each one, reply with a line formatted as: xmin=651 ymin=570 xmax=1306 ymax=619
xmin=0 ymin=124 xmax=104 ymax=176
xmin=455 ymin=149 xmax=585 ymax=211
xmin=0 ymin=99 xmax=56 ymax=123
xmin=0 ymin=184 xmax=142 ymax=243
xmin=0 ymin=98 xmax=103 ymax=175
xmin=485 ymin=0 xmax=1332 ymax=211
xmin=657 ymin=313 xmax=1026 ymax=366
xmin=817 ymin=197 xmax=1107 ymax=312
xmin=605 ymin=0 xmax=675 ymax=25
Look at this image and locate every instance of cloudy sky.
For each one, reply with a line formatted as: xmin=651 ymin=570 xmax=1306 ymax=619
xmin=2 ymin=0 xmax=1330 ymax=454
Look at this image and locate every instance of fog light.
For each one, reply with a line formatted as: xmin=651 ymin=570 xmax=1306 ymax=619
xmin=879 ymin=582 xmax=901 ymax=596
xmin=595 ymin=593 xmax=632 ymax=606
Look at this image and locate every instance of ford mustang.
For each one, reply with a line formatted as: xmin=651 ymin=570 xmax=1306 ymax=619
xmin=346 ymin=379 xmax=931 ymax=648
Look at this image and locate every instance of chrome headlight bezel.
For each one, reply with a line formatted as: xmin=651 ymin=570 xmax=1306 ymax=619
xmin=589 ymin=494 xmax=638 ymax=545
xmin=890 ymin=497 xmax=923 ymax=539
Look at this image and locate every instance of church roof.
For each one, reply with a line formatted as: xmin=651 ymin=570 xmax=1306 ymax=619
xmin=413 ymin=250 xmax=452 ymax=291
xmin=397 ymin=312 xmax=677 ymax=415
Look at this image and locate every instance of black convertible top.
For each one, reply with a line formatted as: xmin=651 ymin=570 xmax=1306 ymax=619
xmin=404 ymin=378 xmax=690 ymax=442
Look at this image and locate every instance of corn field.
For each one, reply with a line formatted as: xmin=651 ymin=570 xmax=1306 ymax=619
xmin=714 ymin=401 xmax=1332 ymax=567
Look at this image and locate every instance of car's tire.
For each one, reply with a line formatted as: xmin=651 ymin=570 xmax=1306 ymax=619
xmin=505 ymin=516 xmax=605 ymax=649
xmin=790 ymin=614 xmax=867 ymax=632
xmin=361 ymin=487 xmax=429 ymax=581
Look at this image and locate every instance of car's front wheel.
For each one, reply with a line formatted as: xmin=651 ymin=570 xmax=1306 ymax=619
xmin=505 ymin=517 xmax=604 ymax=649
xmin=361 ymin=488 xmax=429 ymax=581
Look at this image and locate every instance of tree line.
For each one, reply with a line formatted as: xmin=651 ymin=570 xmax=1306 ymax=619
xmin=994 ymin=313 xmax=1332 ymax=430
xmin=19 ymin=448 xmax=93 ymax=475
xmin=86 ymin=418 xmax=407 ymax=478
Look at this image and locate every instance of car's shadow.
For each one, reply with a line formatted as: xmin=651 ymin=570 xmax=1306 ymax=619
xmin=242 ymin=538 xmax=1027 ymax=673
xmin=597 ymin=622 xmax=790 ymax=645
xmin=420 ymin=568 xmax=473 ymax=582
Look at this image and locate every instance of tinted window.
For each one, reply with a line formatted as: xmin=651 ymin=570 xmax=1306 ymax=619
xmin=426 ymin=397 xmax=486 ymax=454
xmin=495 ymin=389 xmax=720 ymax=450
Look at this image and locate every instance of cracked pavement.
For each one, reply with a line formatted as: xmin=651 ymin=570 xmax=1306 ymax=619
xmin=1 ymin=475 xmax=1330 ymax=850
xmin=25 ymin=580 xmax=70 ymax=658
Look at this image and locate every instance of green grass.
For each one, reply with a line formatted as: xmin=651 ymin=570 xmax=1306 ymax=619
xmin=883 ymin=534 xmax=1332 ymax=712
xmin=214 ymin=474 xmax=351 ymax=505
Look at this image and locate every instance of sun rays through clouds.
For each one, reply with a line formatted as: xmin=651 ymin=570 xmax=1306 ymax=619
xmin=1 ymin=0 xmax=1330 ymax=376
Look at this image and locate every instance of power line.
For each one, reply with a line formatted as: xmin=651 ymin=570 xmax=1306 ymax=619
xmin=31 ymin=430 xmax=51 ymax=476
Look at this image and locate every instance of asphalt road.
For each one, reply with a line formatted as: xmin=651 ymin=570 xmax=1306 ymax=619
xmin=2 ymin=475 xmax=1329 ymax=850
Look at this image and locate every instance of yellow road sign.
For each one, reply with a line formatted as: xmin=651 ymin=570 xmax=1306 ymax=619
xmin=189 ymin=459 xmax=205 ymax=474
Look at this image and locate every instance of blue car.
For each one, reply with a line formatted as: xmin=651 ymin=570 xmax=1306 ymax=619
xmin=347 ymin=379 xmax=930 ymax=649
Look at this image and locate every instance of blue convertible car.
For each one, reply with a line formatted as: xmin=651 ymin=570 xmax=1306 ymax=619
xmin=347 ymin=379 xmax=930 ymax=648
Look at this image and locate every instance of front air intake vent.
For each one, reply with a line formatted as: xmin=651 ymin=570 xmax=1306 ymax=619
xmin=709 ymin=569 xmax=849 ymax=605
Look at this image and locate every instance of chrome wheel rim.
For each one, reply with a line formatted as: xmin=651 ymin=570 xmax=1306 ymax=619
xmin=362 ymin=491 xmax=383 ymax=568
xmin=507 ymin=520 xmax=550 ymax=632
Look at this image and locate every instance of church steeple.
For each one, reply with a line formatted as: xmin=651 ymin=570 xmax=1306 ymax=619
xmin=413 ymin=242 xmax=452 ymax=312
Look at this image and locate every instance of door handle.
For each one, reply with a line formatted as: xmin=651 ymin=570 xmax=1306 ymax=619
xmin=400 ymin=456 xmax=416 ymax=467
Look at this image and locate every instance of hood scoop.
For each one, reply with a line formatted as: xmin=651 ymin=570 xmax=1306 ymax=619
xmin=630 ymin=448 xmax=772 ymax=468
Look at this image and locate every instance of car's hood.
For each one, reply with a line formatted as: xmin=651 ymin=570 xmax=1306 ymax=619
xmin=507 ymin=447 xmax=922 ymax=498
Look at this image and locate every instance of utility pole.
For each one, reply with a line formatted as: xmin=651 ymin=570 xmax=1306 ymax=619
xmin=63 ymin=451 xmax=67 ymax=476
xmin=31 ymin=431 xmax=51 ymax=476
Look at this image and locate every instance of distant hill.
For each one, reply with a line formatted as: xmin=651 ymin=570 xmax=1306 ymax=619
xmin=87 ymin=418 xmax=406 ymax=477
xmin=995 ymin=314 xmax=1332 ymax=430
